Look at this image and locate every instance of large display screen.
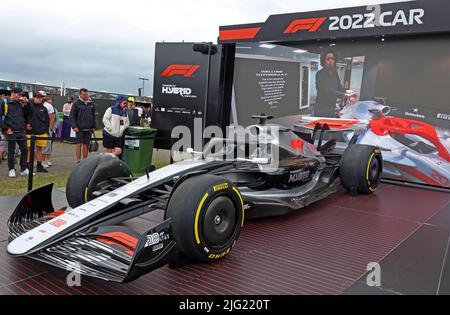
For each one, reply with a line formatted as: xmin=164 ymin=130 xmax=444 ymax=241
xmin=232 ymin=36 xmax=450 ymax=189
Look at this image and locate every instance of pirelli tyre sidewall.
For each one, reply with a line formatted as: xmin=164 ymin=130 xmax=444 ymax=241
xmin=166 ymin=174 xmax=244 ymax=263
xmin=66 ymin=155 xmax=132 ymax=208
xmin=340 ymin=144 xmax=383 ymax=195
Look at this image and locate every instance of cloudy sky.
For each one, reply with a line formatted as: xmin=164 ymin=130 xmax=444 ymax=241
xmin=0 ymin=0 xmax=409 ymax=96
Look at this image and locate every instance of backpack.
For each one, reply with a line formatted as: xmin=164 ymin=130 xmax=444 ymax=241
xmin=0 ymin=99 xmax=8 ymax=121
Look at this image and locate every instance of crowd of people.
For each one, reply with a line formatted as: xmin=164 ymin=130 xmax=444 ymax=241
xmin=0 ymin=88 xmax=57 ymax=177
xmin=0 ymin=87 xmax=151 ymax=178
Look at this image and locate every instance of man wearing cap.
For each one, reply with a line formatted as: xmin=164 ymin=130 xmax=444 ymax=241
xmin=126 ymin=97 xmax=140 ymax=127
xmin=70 ymin=88 xmax=96 ymax=163
xmin=27 ymin=91 xmax=49 ymax=173
xmin=0 ymin=87 xmax=31 ymax=177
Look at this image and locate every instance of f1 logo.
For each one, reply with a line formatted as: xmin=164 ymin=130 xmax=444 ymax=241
xmin=161 ymin=64 xmax=200 ymax=77
xmin=284 ymin=17 xmax=327 ymax=33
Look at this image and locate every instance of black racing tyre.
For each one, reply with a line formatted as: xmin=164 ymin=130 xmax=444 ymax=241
xmin=66 ymin=155 xmax=132 ymax=208
xmin=166 ymin=174 xmax=244 ymax=263
xmin=340 ymin=144 xmax=383 ymax=195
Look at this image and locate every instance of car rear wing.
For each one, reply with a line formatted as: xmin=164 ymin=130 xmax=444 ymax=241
xmin=295 ymin=117 xmax=369 ymax=133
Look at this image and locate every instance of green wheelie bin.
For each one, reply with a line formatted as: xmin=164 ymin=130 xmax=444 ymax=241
xmin=122 ymin=127 xmax=158 ymax=174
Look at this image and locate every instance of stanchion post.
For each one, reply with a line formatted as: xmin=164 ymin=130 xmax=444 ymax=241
xmin=170 ymin=135 xmax=174 ymax=165
xmin=28 ymin=135 xmax=36 ymax=192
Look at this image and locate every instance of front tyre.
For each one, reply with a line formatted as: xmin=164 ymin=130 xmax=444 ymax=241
xmin=66 ymin=155 xmax=133 ymax=208
xmin=166 ymin=174 xmax=244 ymax=263
xmin=340 ymin=144 xmax=383 ymax=195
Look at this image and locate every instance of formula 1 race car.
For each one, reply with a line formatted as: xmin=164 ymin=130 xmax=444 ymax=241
xmin=298 ymin=100 xmax=450 ymax=188
xmin=6 ymin=115 xmax=383 ymax=283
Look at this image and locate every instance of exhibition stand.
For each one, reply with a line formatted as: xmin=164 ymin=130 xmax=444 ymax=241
xmin=1 ymin=0 xmax=450 ymax=295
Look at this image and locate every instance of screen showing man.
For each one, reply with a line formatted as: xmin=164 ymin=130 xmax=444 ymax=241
xmin=314 ymin=50 xmax=346 ymax=117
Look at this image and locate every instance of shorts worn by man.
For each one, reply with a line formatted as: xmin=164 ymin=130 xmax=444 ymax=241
xmin=27 ymin=91 xmax=49 ymax=173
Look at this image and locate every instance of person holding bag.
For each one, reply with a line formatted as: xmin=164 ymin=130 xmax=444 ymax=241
xmin=102 ymin=95 xmax=129 ymax=157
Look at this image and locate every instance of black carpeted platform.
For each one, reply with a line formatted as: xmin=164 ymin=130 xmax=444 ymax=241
xmin=0 ymin=184 xmax=449 ymax=295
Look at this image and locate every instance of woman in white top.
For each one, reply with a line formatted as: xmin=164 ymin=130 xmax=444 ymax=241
xmin=102 ymin=95 xmax=130 ymax=157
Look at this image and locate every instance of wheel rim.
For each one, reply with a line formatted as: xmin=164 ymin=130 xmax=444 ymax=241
xmin=202 ymin=196 xmax=237 ymax=248
xmin=369 ymin=157 xmax=381 ymax=184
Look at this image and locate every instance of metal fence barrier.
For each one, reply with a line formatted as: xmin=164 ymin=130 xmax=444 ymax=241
xmin=1 ymin=134 xmax=167 ymax=192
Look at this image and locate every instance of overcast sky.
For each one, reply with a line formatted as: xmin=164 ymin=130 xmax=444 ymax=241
xmin=0 ymin=0 xmax=409 ymax=96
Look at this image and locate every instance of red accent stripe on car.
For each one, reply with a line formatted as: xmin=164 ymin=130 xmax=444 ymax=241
xmin=48 ymin=210 xmax=66 ymax=217
xmin=396 ymin=164 xmax=446 ymax=187
xmin=96 ymin=232 xmax=139 ymax=255
xmin=306 ymin=119 xmax=360 ymax=130
xmin=291 ymin=139 xmax=305 ymax=151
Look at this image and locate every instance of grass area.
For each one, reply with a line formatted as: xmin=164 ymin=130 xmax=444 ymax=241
xmin=0 ymin=159 xmax=171 ymax=197
xmin=154 ymin=159 xmax=170 ymax=170
xmin=0 ymin=172 xmax=70 ymax=196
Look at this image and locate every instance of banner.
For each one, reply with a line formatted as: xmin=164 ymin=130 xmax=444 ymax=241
xmin=152 ymin=42 xmax=226 ymax=150
xmin=219 ymin=0 xmax=450 ymax=44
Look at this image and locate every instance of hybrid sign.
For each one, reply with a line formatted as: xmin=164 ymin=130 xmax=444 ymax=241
xmin=161 ymin=85 xmax=196 ymax=98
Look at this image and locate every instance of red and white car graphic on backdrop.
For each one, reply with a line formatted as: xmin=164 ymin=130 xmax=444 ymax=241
xmin=297 ymin=100 xmax=450 ymax=188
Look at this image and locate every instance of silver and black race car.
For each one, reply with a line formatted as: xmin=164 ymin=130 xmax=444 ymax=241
xmin=6 ymin=115 xmax=383 ymax=283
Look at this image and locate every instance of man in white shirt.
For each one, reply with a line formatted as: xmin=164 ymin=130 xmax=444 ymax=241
xmin=63 ymin=98 xmax=73 ymax=117
xmin=136 ymin=105 xmax=143 ymax=118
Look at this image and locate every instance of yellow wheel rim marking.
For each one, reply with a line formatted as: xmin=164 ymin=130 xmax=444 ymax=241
xmin=84 ymin=187 xmax=89 ymax=203
xmin=366 ymin=153 xmax=376 ymax=191
xmin=195 ymin=193 xmax=209 ymax=245
xmin=233 ymin=187 xmax=245 ymax=227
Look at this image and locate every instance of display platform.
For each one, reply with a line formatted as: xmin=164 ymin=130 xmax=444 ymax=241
xmin=0 ymin=184 xmax=449 ymax=295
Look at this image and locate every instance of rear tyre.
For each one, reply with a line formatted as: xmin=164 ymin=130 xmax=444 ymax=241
xmin=166 ymin=174 xmax=244 ymax=263
xmin=66 ymin=154 xmax=132 ymax=208
xmin=340 ymin=144 xmax=383 ymax=195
